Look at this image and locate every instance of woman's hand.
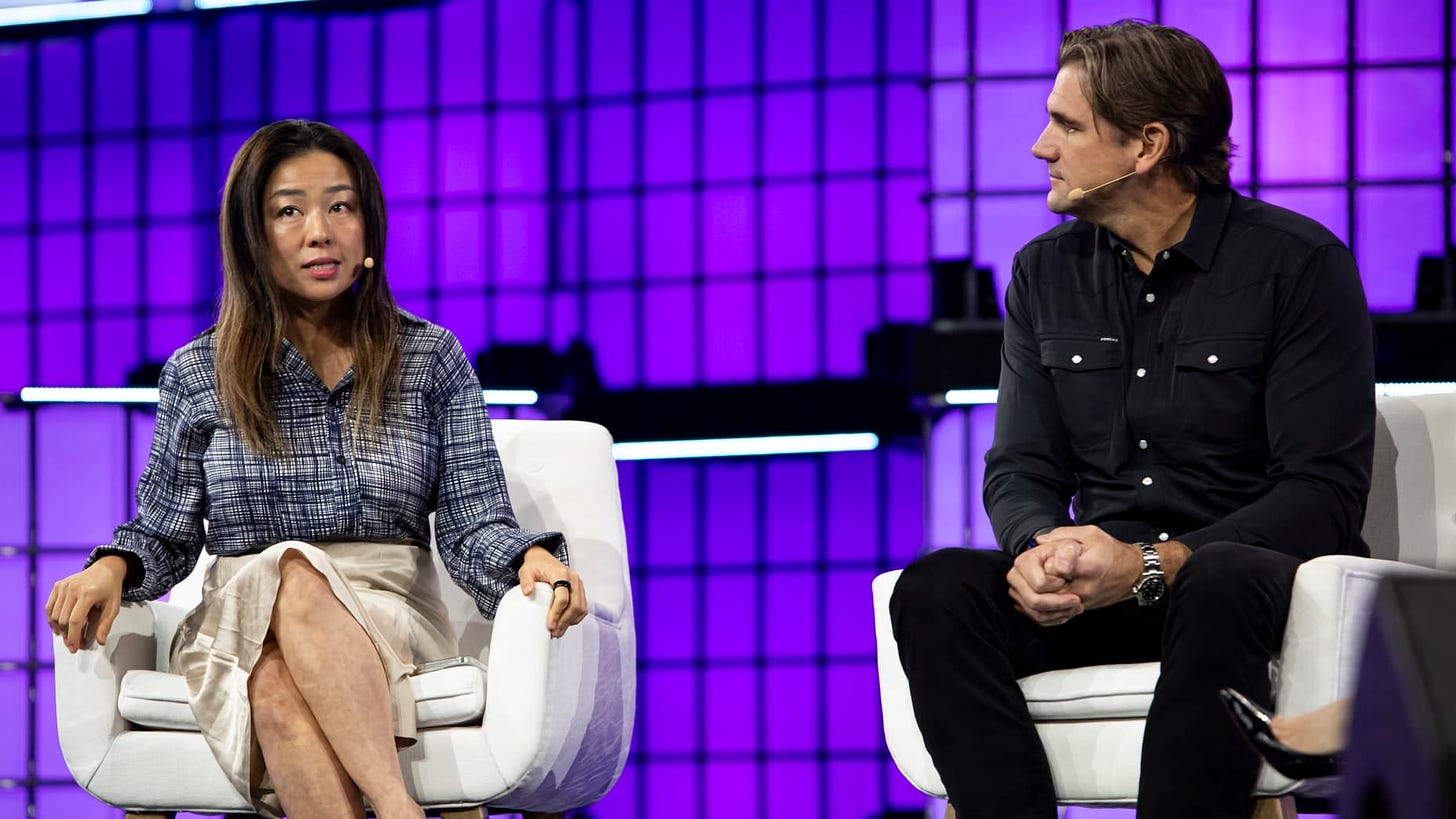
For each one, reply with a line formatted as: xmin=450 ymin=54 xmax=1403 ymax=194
xmin=46 ymin=556 xmax=127 ymax=654
xmin=517 ymin=545 xmax=586 ymax=638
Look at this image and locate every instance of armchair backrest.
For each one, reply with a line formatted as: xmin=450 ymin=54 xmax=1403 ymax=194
xmin=167 ymin=419 xmax=634 ymax=662
xmin=1365 ymin=393 xmax=1456 ymax=570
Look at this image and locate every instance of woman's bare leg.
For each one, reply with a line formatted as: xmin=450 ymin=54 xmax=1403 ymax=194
xmin=1270 ymin=697 xmax=1351 ymax=755
xmin=250 ymin=639 xmax=364 ymax=819
xmin=270 ymin=551 xmax=424 ymax=819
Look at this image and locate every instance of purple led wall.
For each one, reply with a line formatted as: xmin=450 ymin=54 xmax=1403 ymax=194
xmin=0 ymin=0 xmax=1450 ymax=817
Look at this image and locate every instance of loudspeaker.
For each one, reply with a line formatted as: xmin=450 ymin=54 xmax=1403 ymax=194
xmin=1339 ymin=575 xmax=1456 ymax=819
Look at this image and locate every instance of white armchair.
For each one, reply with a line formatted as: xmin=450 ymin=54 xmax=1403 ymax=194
xmin=53 ymin=419 xmax=636 ymax=818
xmin=875 ymin=392 xmax=1456 ymax=806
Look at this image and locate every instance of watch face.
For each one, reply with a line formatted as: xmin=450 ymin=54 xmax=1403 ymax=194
xmin=1137 ymin=576 xmax=1167 ymax=605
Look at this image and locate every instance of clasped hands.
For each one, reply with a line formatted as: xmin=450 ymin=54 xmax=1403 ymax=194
xmin=1007 ymin=526 xmax=1144 ymax=627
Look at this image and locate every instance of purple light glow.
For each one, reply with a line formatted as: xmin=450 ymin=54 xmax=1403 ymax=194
xmin=702 ymin=280 xmax=758 ymax=382
xmin=704 ymin=669 xmax=758 ymax=752
xmin=496 ymin=0 xmax=546 ymax=101
xmin=703 ymin=0 xmax=753 ymax=87
xmin=762 ymin=277 xmax=819 ymax=380
xmin=147 ymin=23 xmax=192 ymax=127
xmin=439 ymin=113 xmax=489 ymax=195
xmin=1066 ymin=0 xmax=1155 ymax=31
xmin=1257 ymin=71 xmax=1348 ymax=183
xmin=1357 ymin=69 xmax=1444 ymax=180
xmin=1357 ymin=185 xmax=1441 ymax=312
xmin=1358 ymin=0 xmax=1441 ymax=62
xmin=270 ymin=16 xmax=318 ymax=117
xmin=643 ymin=462 xmax=699 ymax=568
xmin=0 ymin=673 xmax=30 ymax=775
xmin=1261 ymin=0 xmax=1346 ymax=65
xmin=705 ymin=462 xmax=758 ymax=567
xmin=437 ymin=0 xmax=485 ymax=106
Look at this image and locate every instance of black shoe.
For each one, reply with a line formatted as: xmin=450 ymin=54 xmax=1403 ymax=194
xmin=1219 ymin=688 xmax=1341 ymax=780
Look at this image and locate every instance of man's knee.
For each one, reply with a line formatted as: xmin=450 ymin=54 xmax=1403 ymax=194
xmin=1171 ymin=541 xmax=1297 ymax=609
xmin=890 ymin=547 xmax=1009 ymax=626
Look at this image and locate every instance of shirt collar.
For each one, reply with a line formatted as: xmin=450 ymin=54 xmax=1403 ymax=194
xmin=1102 ymin=186 xmax=1233 ymax=273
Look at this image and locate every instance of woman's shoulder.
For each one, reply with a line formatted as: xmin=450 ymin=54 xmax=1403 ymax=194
xmin=164 ymin=329 xmax=217 ymax=384
xmin=396 ymin=309 xmax=467 ymax=360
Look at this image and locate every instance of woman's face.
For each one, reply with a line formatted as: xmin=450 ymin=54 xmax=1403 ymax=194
xmin=262 ymin=150 xmax=366 ymax=310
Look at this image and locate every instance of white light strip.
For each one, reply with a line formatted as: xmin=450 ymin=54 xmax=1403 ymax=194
xmin=945 ymin=382 xmax=1456 ymax=405
xmin=18 ymin=386 xmax=539 ymax=406
xmin=1375 ymin=381 xmax=1456 ymax=396
xmin=482 ymin=389 xmax=539 ymax=406
xmin=0 ymin=0 xmax=151 ymax=26
xmin=943 ymin=388 xmax=999 ymax=406
xmin=20 ymin=386 xmax=161 ymax=404
xmin=191 ymin=0 xmax=309 ymax=8
xmin=612 ymin=432 xmax=879 ymax=461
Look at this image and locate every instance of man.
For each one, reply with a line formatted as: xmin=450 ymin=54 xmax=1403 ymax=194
xmin=889 ymin=21 xmax=1374 ymax=819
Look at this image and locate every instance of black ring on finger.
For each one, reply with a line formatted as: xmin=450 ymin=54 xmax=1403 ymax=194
xmin=552 ymin=579 xmax=572 ymax=593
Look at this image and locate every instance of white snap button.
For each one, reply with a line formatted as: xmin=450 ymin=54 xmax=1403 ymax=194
xmin=1141 ymin=476 xmax=1153 ymax=486
xmin=1161 ymin=251 xmax=1170 ymax=260
xmin=1071 ymin=354 xmax=1083 ymax=364
xmin=1158 ymin=532 xmax=1169 ymax=541
xmin=1136 ymin=368 xmax=1147 ymax=378
xmin=1207 ymin=354 xmax=1219 ymax=364
xmin=1145 ymin=293 xmax=1156 ymax=303
xmin=1139 ymin=439 xmax=1148 ymax=450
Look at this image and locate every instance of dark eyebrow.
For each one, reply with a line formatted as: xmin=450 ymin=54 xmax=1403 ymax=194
xmin=1050 ymin=111 xmax=1083 ymax=130
xmin=267 ymin=183 xmax=356 ymax=201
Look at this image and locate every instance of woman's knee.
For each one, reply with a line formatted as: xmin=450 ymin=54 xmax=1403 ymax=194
xmin=274 ymin=551 xmax=335 ymax=620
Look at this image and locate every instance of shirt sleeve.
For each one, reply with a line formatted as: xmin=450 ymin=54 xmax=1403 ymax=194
xmin=85 ymin=352 xmax=209 ymax=601
xmin=982 ymin=251 xmax=1079 ymax=555
xmin=1177 ymin=243 xmax=1375 ymax=558
xmin=429 ymin=334 xmax=568 ymax=618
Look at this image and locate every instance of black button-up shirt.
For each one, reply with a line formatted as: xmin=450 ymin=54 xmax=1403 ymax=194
xmin=983 ymin=188 xmax=1376 ymax=560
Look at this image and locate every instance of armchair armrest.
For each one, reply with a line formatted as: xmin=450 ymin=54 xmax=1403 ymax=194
xmin=482 ymin=582 xmax=635 ymax=812
xmin=1277 ymin=555 xmax=1453 ymax=718
xmin=52 ymin=600 xmax=188 ymax=788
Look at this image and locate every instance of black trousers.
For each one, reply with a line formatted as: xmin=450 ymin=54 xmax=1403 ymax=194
xmin=888 ymin=542 xmax=1302 ymax=819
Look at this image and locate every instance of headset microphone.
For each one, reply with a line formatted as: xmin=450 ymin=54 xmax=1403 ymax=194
xmin=1067 ymin=169 xmax=1139 ymax=201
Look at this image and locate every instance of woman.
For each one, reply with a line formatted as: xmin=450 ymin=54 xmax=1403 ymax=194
xmin=43 ymin=119 xmax=584 ymax=819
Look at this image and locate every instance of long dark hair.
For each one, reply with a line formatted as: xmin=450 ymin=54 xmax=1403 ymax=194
xmin=216 ymin=119 xmax=400 ymax=455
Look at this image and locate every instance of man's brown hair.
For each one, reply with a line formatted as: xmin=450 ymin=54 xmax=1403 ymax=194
xmin=1059 ymin=20 xmax=1233 ymax=192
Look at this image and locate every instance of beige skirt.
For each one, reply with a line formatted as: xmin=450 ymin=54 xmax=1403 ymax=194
xmin=169 ymin=541 xmax=460 ymax=816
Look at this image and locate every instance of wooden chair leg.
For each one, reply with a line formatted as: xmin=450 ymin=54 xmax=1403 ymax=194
xmin=944 ymin=804 xmax=957 ymax=819
xmin=439 ymin=809 xmax=485 ymax=819
xmin=124 ymin=814 xmax=175 ymax=819
xmin=1250 ymin=795 xmax=1297 ymax=819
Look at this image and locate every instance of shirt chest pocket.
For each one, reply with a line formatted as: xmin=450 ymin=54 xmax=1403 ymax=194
xmin=1040 ymin=338 xmax=1124 ymax=449
xmin=1173 ymin=337 xmax=1266 ymax=450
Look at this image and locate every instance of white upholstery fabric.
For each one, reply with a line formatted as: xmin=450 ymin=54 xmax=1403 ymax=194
xmin=54 ymin=419 xmax=636 ymax=815
xmin=119 ymin=664 xmax=487 ymax=732
xmin=876 ymin=393 xmax=1456 ymax=805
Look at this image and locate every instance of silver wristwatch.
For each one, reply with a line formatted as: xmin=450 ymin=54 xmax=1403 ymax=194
xmin=1132 ymin=542 xmax=1167 ymax=606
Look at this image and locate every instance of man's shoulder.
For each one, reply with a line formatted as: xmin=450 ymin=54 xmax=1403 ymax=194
xmin=1012 ymin=219 xmax=1099 ymax=279
xmin=1226 ymin=194 xmax=1346 ymax=256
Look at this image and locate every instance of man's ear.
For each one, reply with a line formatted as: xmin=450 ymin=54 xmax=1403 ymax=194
xmin=1134 ymin=122 xmax=1171 ymax=173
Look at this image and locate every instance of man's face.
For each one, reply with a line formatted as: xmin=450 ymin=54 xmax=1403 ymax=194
xmin=1031 ymin=64 xmax=1139 ymax=215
